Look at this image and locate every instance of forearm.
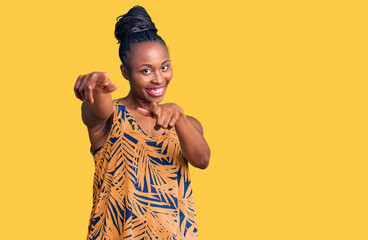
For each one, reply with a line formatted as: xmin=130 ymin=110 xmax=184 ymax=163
xmin=82 ymin=91 xmax=114 ymax=128
xmin=174 ymin=114 xmax=210 ymax=169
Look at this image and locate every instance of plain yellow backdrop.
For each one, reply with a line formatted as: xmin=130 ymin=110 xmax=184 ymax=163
xmin=0 ymin=0 xmax=367 ymax=239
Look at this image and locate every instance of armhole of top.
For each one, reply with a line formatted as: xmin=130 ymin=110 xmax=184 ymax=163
xmin=90 ymin=100 xmax=120 ymax=156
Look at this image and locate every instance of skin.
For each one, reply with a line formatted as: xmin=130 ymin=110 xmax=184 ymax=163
xmin=74 ymin=41 xmax=210 ymax=169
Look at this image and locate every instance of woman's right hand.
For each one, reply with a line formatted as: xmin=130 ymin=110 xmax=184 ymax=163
xmin=74 ymin=72 xmax=119 ymax=104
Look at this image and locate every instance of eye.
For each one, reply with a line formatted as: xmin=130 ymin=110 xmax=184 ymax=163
xmin=162 ymin=65 xmax=169 ymax=71
xmin=142 ymin=69 xmax=151 ymax=74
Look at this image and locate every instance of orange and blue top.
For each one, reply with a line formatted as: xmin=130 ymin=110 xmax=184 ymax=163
xmin=87 ymin=101 xmax=198 ymax=240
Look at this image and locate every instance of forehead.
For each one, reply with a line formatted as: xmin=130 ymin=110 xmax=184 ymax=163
xmin=127 ymin=41 xmax=169 ymax=67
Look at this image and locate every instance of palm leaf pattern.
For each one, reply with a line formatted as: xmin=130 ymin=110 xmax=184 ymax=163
xmin=87 ymin=101 xmax=198 ymax=240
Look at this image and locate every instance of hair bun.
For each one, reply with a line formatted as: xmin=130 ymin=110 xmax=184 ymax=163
xmin=115 ymin=6 xmax=157 ymax=43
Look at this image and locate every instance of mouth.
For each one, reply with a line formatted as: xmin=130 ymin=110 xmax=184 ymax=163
xmin=145 ymin=85 xmax=166 ymax=97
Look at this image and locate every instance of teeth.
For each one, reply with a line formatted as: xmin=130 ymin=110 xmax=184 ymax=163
xmin=150 ymin=88 xmax=164 ymax=94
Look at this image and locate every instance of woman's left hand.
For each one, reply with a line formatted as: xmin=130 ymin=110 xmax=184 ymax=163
xmin=137 ymin=102 xmax=184 ymax=129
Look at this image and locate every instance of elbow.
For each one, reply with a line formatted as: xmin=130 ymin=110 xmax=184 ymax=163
xmin=185 ymin=147 xmax=211 ymax=169
xmin=196 ymin=152 xmax=210 ymax=170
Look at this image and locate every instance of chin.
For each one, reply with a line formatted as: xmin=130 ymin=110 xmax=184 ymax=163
xmin=149 ymin=95 xmax=164 ymax=103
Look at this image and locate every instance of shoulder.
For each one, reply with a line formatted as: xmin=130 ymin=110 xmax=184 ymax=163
xmin=186 ymin=116 xmax=204 ymax=135
xmin=114 ymin=98 xmax=128 ymax=106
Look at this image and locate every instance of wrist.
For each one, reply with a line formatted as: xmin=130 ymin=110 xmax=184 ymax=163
xmin=175 ymin=108 xmax=186 ymax=127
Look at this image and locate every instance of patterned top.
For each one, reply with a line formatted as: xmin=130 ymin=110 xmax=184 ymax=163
xmin=87 ymin=101 xmax=198 ymax=240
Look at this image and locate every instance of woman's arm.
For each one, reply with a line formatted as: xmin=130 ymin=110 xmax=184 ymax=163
xmin=174 ymin=114 xmax=210 ymax=169
xmin=137 ymin=102 xmax=210 ymax=169
xmin=74 ymin=72 xmax=119 ymax=149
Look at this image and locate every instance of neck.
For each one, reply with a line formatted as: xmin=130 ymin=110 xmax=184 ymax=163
xmin=123 ymin=91 xmax=160 ymax=109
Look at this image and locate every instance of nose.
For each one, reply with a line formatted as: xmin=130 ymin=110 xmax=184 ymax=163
xmin=152 ymin=71 xmax=165 ymax=85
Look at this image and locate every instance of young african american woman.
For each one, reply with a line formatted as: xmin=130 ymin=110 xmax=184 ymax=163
xmin=74 ymin=6 xmax=210 ymax=240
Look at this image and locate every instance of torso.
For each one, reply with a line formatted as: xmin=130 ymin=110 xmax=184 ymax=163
xmin=87 ymin=102 xmax=199 ymax=239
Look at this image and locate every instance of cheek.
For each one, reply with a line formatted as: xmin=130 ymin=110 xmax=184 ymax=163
xmin=130 ymin=79 xmax=143 ymax=91
xmin=130 ymin=74 xmax=147 ymax=87
xmin=166 ymin=70 xmax=173 ymax=81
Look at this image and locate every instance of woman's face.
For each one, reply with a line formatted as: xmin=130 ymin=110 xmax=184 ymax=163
xmin=122 ymin=41 xmax=173 ymax=104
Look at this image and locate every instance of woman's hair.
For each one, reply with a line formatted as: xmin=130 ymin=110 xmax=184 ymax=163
xmin=114 ymin=6 xmax=166 ymax=69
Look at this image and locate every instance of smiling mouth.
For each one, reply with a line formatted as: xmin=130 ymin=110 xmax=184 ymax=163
xmin=146 ymin=86 xmax=166 ymax=97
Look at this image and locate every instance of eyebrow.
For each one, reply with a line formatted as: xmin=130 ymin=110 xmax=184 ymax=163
xmin=137 ymin=59 xmax=171 ymax=69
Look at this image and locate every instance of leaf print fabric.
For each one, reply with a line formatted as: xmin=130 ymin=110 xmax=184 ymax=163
xmin=87 ymin=101 xmax=198 ymax=240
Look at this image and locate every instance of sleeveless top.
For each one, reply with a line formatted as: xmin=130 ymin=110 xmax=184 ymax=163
xmin=87 ymin=101 xmax=199 ymax=240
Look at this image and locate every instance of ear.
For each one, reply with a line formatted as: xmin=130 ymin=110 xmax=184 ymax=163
xmin=120 ymin=64 xmax=130 ymax=81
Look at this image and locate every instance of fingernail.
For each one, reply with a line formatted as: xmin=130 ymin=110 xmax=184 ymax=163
xmin=89 ymin=101 xmax=93 ymax=104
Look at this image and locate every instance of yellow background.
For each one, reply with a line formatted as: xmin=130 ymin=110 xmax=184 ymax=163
xmin=0 ymin=0 xmax=367 ymax=239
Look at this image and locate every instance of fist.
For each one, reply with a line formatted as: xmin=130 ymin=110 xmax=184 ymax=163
xmin=74 ymin=72 xmax=119 ymax=103
xmin=137 ymin=102 xmax=185 ymax=129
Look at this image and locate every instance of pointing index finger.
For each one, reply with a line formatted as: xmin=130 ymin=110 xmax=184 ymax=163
xmin=150 ymin=102 xmax=158 ymax=115
xmin=136 ymin=107 xmax=153 ymax=117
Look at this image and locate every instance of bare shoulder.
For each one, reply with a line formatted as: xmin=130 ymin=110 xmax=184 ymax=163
xmin=115 ymin=98 xmax=126 ymax=105
xmin=186 ymin=116 xmax=204 ymax=135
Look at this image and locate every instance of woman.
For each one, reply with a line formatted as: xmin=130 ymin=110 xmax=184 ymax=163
xmin=74 ymin=6 xmax=210 ymax=240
